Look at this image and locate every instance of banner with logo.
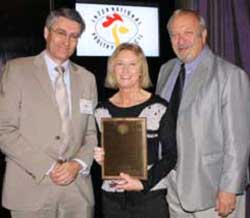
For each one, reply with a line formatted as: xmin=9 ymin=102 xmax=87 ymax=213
xmin=76 ymin=3 xmax=159 ymax=57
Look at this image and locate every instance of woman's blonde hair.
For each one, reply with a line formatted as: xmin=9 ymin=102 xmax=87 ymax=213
xmin=105 ymin=42 xmax=152 ymax=89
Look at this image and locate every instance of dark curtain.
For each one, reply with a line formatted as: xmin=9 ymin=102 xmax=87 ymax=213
xmin=176 ymin=0 xmax=250 ymax=217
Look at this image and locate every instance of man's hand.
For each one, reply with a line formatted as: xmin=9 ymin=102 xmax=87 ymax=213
xmin=215 ymin=191 xmax=236 ymax=217
xmin=49 ymin=160 xmax=82 ymax=186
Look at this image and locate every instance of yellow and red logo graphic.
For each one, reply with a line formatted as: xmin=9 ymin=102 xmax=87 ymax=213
xmin=91 ymin=7 xmax=143 ymax=50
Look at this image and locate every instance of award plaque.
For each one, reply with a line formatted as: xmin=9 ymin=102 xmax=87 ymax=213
xmin=101 ymin=117 xmax=147 ymax=180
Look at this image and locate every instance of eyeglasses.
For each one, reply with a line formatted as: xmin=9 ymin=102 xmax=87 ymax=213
xmin=49 ymin=28 xmax=80 ymax=42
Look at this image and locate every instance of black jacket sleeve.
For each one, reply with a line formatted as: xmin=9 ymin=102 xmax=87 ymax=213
xmin=141 ymin=109 xmax=177 ymax=192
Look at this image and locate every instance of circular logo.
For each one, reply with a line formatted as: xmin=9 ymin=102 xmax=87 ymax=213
xmin=91 ymin=7 xmax=143 ymax=50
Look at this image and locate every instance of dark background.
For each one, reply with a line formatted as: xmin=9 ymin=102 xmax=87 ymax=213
xmin=0 ymin=0 xmax=175 ymax=98
xmin=0 ymin=0 xmax=175 ymax=217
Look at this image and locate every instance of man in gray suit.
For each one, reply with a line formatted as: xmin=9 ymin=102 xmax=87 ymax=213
xmin=156 ymin=9 xmax=250 ymax=218
xmin=0 ymin=8 xmax=97 ymax=218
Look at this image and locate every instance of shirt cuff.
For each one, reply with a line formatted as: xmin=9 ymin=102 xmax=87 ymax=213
xmin=46 ymin=162 xmax=56 ymax=175
xmin=73 ymin=159 xmax=89 ymax=175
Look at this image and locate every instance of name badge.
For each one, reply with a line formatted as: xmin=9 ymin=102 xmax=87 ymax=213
xmin=80 ymin=98 xmax=93 ymax=114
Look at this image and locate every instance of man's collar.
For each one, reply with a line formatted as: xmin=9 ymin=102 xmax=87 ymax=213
xmin=44 ymin=51 xmax=70 ymax=70
xmin=179 ymin=45 xmax=209 ymax=74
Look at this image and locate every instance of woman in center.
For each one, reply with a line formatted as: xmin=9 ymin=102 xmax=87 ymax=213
xmin=94 ymin=43 xmax=176 ymax=218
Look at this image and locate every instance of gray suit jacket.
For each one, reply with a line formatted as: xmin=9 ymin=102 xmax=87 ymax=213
xmin=0 ymin=51 xmax=97 ymax=215
xmin=156 ymin=48 xmax=250 ymax=211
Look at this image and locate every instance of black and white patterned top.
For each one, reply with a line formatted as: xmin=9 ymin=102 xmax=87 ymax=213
xmin=94 ymin=94 xmax=177 ymax=192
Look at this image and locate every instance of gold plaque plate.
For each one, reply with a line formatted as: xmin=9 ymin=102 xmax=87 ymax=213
xmin=101 ymin=117 xmax=147 ymax=180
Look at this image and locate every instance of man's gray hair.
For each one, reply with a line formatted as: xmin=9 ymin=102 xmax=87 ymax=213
xmin=45 ymin=8 xmax=85 ymax=34
xmin=167 ymin=9 xmax=206 ymax=35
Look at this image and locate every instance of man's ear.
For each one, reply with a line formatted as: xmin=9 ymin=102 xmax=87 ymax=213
xmin=44 ymin=27 xmax=49 ymax=40
xmin=202 ymin=29 xmax=207 ymax=44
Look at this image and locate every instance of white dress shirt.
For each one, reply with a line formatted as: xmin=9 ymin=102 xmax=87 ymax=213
xmin=44 ymin=51 xmax=88 ymax=175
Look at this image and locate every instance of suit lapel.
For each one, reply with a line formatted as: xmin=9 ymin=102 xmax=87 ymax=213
xmin=179 ymin=49 xmax=214 ymax=113
xmin=33 ymin=52 xmax=58 ymax=108
xmin=69 ymin=62 xmax=81 ymax=144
